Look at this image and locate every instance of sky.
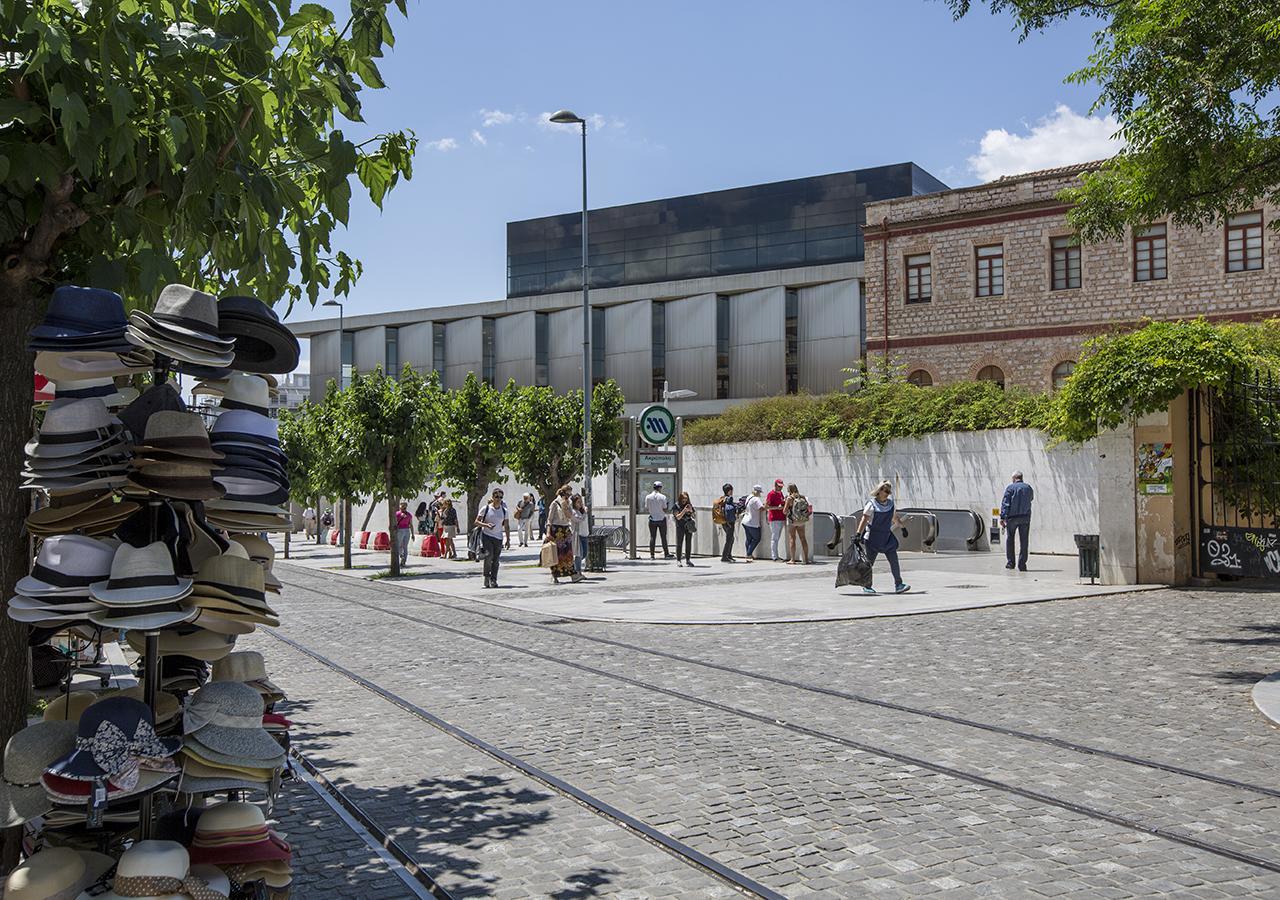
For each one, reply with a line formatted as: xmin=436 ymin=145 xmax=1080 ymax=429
xmin=287 ymin=0 xmax=1122 ymax=361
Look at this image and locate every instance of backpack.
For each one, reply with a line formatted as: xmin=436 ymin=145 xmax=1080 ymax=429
xmin=790 ymin=495 xmax=811 ymax=523
xmin=712 ymin=496 xmax=727 ymax=525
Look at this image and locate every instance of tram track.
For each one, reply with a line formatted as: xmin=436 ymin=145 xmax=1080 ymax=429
xmin=278 ymin=568 xmax=1280 ymax=803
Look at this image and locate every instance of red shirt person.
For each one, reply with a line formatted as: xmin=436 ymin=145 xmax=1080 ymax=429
xmin=765 ymin=478 xmax=787 ymax=561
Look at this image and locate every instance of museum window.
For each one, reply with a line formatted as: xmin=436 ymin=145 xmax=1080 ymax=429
xmin=976 ymin=364 xmax=1005 ymax=390
xmin=591 ymin=307 xmax=607 ymax=386
xmin=1050 ymin=236 xmax=1081 ymax=290
xmin=384 ymin=327 xmax=399 ymax=376
xmin=975 ymin=244 xmax=1004 ymax=297
xmin=1226 ymin=211 xmax=1264 ymax=272
xmin=534 ymin=312 xmax=549 ymax=387
xmin=905 ymin=253 xmax=931 ymax=303
xmin=1133 ymin=224 xmax=1167 ymax=281
xmin=906 ymin=369 xmax=932 ymax=387
xmin=432 ymin=323 xmax=445 ymax=374
xmin=481 ymin=317 xmax=496 ymax=386
xmin=784 ymin=289 xmax=799 ymax=395
xmin=652 ymin=301 xmax=666 ymax=401
xmin=716 ymin=294 xmax=731 ymax=399
xmin=1051 ymin=360 xmax=1076 ymax=392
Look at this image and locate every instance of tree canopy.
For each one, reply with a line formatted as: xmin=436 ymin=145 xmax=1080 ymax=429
xmin=427 ymin=372 xmax=510 ymax=527
xmin=945 ymin=1 xmax=1280 ymax=241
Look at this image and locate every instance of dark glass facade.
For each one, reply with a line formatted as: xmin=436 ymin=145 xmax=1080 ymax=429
xmin=481 ymin=317 xmax=496 ymax=385
xmin=651 ymin=301 xmax=666 ymax=402
xmin=507 ymin=163 xmax=947 ymax=297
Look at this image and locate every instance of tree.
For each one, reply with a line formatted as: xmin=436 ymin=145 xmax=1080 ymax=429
xmin=945 ymin=1 xmax=1280 ymax=240
xmin=335 ymin=366 xmax=434 ymax=576
xmin=504 ymin=380 xmax=626 ymax=506
xmin=308 ymin=376 xmax=378 ymax=568
xmin=0 ymin=0 xmax=415 ymax=834
xmin=429 ymin=373 xmax=509 ymax=527
xmin=277 ymin=400 xmax=323 ymax=557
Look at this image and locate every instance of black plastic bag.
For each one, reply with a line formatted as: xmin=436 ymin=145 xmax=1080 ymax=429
xmin=836 ymin=538 xmax=873 ymax=589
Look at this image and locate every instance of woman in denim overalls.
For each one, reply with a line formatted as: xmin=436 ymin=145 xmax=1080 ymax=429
xmin=854 ymin=481 xmax=910 ymax=594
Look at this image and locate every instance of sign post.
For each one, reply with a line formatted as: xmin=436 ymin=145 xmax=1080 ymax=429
xmin=628 ymin=416 xmax=638 ymax=561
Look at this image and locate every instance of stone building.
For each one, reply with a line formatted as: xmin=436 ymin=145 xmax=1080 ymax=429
xmin=861 ymin=162 xmax=1280 ymax=392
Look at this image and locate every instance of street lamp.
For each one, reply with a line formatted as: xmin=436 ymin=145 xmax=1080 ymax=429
xmin=662 ymin=381 xmax=698 ymax=404
xmin=549 ymin=108 xmax=593 ymax=529
xmin=322 ymin=298 xmax=345 ymax=389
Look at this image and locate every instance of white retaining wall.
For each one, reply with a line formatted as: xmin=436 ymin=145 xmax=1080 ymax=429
xmin=681 ymin=431 xmax=1099 ymax=555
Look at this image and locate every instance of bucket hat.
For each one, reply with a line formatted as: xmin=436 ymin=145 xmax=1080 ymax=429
xmin=84 ymin=841 xmax=229 ymax=900
xmin=29 ymin=286 xmax=127 ymax=342
xmin=34 ymin=349 xmax=153 ymax=383
xmin=187 ymin=801 xmax=291 ymax=866
xmin=182 ymin=681 xmax=280 ymax=761
xmin=44 ymin=692 xmax=98 ymax=724
xmin=17 ymin=535 xmax=116 ymax=597
xmin=24 ymin=398 xmax=124 ymax=459
xmin=0 ymin=720 xmax=78 ymax=827
xmin=4 ymin=846 xmax=115 ymax=900
xmin=46 ymin=696 xmax=180 ymax=782
xmin=51 ymin=377 xmax=139 ymax=408
xmin=91 ymin=542 xmax=192 ymax=606
xmin=216 ymin=373 xmax=271 ymax=415
xmin=211 ymin=651 xmax=285 ymax=702
xmin=215 ymin=295 xmax=300 ymax=374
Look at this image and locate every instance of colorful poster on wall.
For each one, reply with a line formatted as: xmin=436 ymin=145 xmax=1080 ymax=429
xmin=1137 ymin=442 xmax=1174 ymax=495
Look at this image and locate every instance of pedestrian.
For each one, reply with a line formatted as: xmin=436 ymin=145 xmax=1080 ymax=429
xmin=302 ymin=504 xmax=316 ymax=539
xmin=644 ymin=480 xmax=673 ymax=560
xmin=766 ymin=478 xmax=787 ymax=561
xmin=784 ymin=483 xmax=812 ymax=564
xmin=394 ymin=500 xmax=413 ymax=567
xmin=545 ymin=484 xmax=584 ymax=584
xmin=474 ymin=489 xmax=510 ymax=588
xmin=741 ymin=485 xmax=765 ymax=562
xmin=712 ymin=484 xmax=738 ymax=563
xmin=571 ymin=493 xmax=588 ymax=573
xmin=414 ymin=500 xmax=429 ymax=535
xmin=439 ymin=498 xmax=459 ymax=559
xmin=854 ymin=481 xmax=910 ymax=594
xmin=1000 ymin=469 xmax=1034 ymax=571
xmin=320 ymin=508 xmax=334 ymax=531
xmin=672 ymin=491 xmax=697 ymax=567
xmin=537 ymin=495 xmax=548 ymax=539
xmin=515 ymin=493 xmax=535 ymax=547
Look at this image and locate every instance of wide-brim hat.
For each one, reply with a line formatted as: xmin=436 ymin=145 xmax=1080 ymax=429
xmin=3 ymin=846 xmax=115 ymax=900
xmin=34 ymin=350 xmax=153 ymax=383
xmin=88 ymin=602 xmax=198 ymax=631
xmin=188 ymin=800 xmax=291 ymax=865
xmin=211 ymin=651 xmax=285 ymax=699
xmin=125 ymin=629 xmax=236 ymax=662
xmin=0 ymin=720 xmax=78 ymax=827
xmin=91 ymin=541 xmax=193 ymax=605
xmin=46 ymin=696 xmax=180 ymax=781
xmin=42 ymin=767 xmax=178 ymax=806
xmin=125 ymin=324 xmax=234 ymax=368
xmin=176 ymin=770 xmax=271 ymax=797
xmin=217 ymin=296 xmax=300 ymax=374
xmin=183 ymin=734 xmax=284 ymax=771
xmin=16 ymin=535 xmax=116 ymax=597
xmin=43 ymin=692 xmax=98 ymax=724
xmin=83 ymin=863 xmax=228 ymax=900
xmin=126 ymin=469 xmax=225 ymax=501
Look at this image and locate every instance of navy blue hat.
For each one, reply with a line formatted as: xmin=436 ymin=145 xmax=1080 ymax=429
xmin=217 ymin=295 xmax=300 ymax=374
xmin=29 ymin=286 xmax=127 ymax=344
xmin=46 ymin=697 xmax=180 ymax=781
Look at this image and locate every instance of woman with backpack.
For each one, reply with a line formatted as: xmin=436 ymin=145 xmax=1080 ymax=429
xmin=853 ymin=480 xmax=910 ymax=594
xmin=784 ymin=483 xmax=812 ymax=564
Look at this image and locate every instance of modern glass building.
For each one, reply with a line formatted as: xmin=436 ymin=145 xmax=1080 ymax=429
xmin=506 ymin=163 xmax=947 ymax=297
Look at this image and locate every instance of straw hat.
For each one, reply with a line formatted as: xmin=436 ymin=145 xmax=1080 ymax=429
xmin=228 ymin=535 xmax=281 ymax=591
xmin=43 ymin=691 xmax=98 ymax=724
xmin=127 ymin=461 xmax=226 ymax=501
xmin=209 ymin=409 xmax=279 ymax=447
xmin=187 ymin=801 xmax=291 ymax=866
xmin=124 ymin=629 xmax=236 ymax=662
xmin=133 ymin=411 xmax=224 ymax=461
xmin=84 ymin=841 xmax=229 ymax=900
xmin=182 ymin=682 xmax=279 ymax=762
xmin=3 ymin=846 xmax=115 ymax=900
xmin=50 ymin=377 xmax=139 ymax=408
xmin=24 ymin=398 xmax=124 ymax=459
xmin=25 ymin=491 xmax=138 ymax=538
xmin=17 ymin=535 xmax=116 ymax=597
xmin=98 ymin=687 xmax=181 ymax=725
xmin=119 ymin=383 xmax=186 ymax=444
xmin=211 ymin=651 xmax=285 ymax=702
xmin=135 ymin=285 xmax=229 ymax=344
xmin=91 ymin=542 xmax=193 ymax=606
xmin=33 ymin=349 xmax=153 ymax=383
xmin=0 ymin=720 xmax=78 ymax=827
xmin=217 ymin=373 xmax=271 ymax=415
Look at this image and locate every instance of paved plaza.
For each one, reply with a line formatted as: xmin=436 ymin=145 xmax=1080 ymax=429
xmin=246 ymin=545 xmax=1279 ymax=898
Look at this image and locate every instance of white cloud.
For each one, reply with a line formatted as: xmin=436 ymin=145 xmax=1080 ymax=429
xmin=424 ymin=137 xmax=458 ymax=152
xmin=470 ymin=129 xmax=487 ymax=146
xmin=967 ymin=104 xmax=1123 ymax=182
xmin=479 ymin=108 xmax=515 ymax=127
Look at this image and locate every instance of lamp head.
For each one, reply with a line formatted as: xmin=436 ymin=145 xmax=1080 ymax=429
xmin=322 ymin=299 xmax=342 ymax=308
xmin=549 ymin=109 xmax=585 ymax=125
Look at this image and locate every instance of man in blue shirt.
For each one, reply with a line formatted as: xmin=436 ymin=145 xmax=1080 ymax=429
xmin=1000 ymin=470 xmax=1034 ymax=571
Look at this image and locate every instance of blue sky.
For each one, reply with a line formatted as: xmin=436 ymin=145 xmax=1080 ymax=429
xmin=289 ymin=0 xmax=1116 ymax=339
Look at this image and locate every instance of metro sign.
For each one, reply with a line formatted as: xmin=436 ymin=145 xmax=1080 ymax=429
xmin=638 ymin=404 xmax=675 ymax=445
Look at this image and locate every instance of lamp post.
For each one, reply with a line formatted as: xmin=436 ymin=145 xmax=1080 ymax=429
xmin=549 ymin=109 xmax=593 ymax=529
xmin=322 ymin=298 xmax=345 ymax=389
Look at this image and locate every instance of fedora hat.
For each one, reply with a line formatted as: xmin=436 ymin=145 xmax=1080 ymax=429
xmin=127 ymin=462 xmax=225 ymax=501
xmin=84 ymin=841 xmax=230 ymax=900
xmin=4 ymin=846 xmax=115 ymax=900
xmin=29 ymin=286 xmax=127 ymax=341
xmin=17 ymin=535 xmax=116 ymax=597
xmin=90 ymin=542 xmax=192 ymax=606
xmin=182 ymin=681 xmax=280 ymax=761
xmin=119 ymin=383 xmax=186 ymax=443
xmin=88 ymin=600 xmax=198 ymax=632
xmin=44 ymin=691 xmax=98 ymax=724
xmin=46 ymin=696 xmax=179 ymax=782
xmin=217 ymin=373 xmax=271 ymax=415
xmin=212 ymin=651 xmax=285 ymax=702
xmin=187 ymin=801 xmax=291 ymax=866
xmin=191 ymin=609 xmax=256 ymax=636
xmin=133 ymin=411 xmax=222 ymax=459
xmin=24 ymin=399 xmax=124 ymax=459
xmin=228 ymin=535 xmax=281 ymax=591
xmin=137 ymin=285 xmax=229 ymax=343
xmin=0 ymin=720 xmax=78 ymax=827
xmin=191 ymin=554 xmax=267 ymax=606
xmin=125 ymin=324 xmax=235 ymax=369
xmin=51 ymin=377 xmax=139 ymax=408
xmin=125 ymin=629 xmax=236 ymax=662
xmin=25 ymin=490 xmax=136 ymax=537
xmin=210 ymin=408 xmax=278 ymax=446
xmin=34 ymin=349 xmax=153 ymax=383
xmin=216 ymin=296 xmax=300 ymax=374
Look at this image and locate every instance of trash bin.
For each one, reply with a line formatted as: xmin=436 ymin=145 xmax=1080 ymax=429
xmin=586 ymin=534 xmax=609 ymax=572
xmin=1074 ymin=533 xmax=1100 ymax=583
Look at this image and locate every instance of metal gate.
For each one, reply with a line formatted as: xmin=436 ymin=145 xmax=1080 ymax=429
xmin=1191 ymin=370 xmax=1280 ymax=580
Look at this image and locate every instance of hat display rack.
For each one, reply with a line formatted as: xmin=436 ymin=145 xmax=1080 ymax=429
xmin=7 ymin=285 xmax=302 ymax=899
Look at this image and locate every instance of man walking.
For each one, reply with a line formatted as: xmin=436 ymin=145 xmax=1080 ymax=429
xmin=302 ymin=504 xmax=316 ymax=539
xmin=645 ymin=480 xmax=673 ymax=559
xmin=742 ymin=485 xmax=765 ymax=562
xmin=475 ymin=489 xmax=511 ymax=588
xmin=1000 ymin=470 xmax=1034 ymax=571
xmin=515 ymin=493 xmax=535 ymax=547
xmin=766 ymin=478 xmax=787 ymax=561
xmin=393 ymin=500 xmax=414 ymax=567
xmin=713 ymin=484 xmax=738 ymax=563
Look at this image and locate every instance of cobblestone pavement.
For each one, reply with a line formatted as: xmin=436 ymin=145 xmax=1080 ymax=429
xmin=249 ymin=564 xmax=1280 ymax=897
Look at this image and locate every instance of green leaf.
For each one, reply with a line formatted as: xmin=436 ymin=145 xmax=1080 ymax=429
xmin=0 ymin=99 xmax=45 ymax=127
xmin=48 ymin=83 xmax=89 ymax=148
xmin=280 ymin=3 xmax=334 ymax=36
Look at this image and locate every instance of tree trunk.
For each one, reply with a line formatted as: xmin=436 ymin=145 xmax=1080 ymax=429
xmin=359 ymin=493 xmax=382 ymax=532
xmin=0 ymin=272 xmax=40 ymax=873
xmin=315 ymin=494 xmax=323 ymax=545
xmin=283 ymin=521 xmax=290 ymax=560
xmin=342 ymin=499 xmax=352 ymax=569
xmin=385 ymin=450 xmax=399 ymax=577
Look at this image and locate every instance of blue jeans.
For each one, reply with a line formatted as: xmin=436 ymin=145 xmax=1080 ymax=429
xmin=866 ymin=547 xmax=903 ymax=588
xmin=744 ymin=524 xmax=762 ymax=558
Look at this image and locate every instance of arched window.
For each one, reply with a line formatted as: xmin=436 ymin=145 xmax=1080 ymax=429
xmin=976 ymin=365 xmax=1006 ymax=390
xmin=1051 ymin=360 xmax=1076 ymax=391
xmin=907 ymin=369 xmax=933 ymax=387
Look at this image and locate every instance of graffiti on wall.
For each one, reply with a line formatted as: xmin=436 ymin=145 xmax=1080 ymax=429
xmin=1201 ymin=526 xmax=1280 ymax=578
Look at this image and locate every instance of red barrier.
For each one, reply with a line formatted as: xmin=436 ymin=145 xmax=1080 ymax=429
xmin=328 ymin=530 xmax=339 ymax=545
xmin=358 ymin=531 xmax=371 ymax=549
xmin=420 ymin=534 xmax=440 ymax=557
xmin=372 ymin=532 xmax=390 ymax=551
